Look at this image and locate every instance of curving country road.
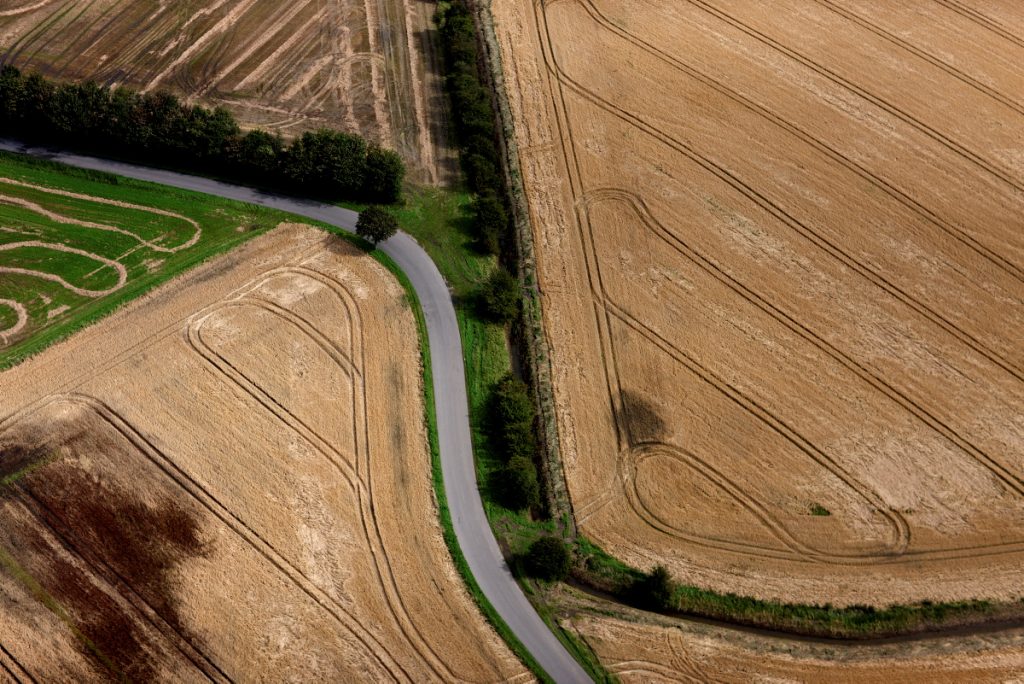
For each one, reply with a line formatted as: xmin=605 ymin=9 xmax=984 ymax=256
xmin=0 ymin=140 xmax=591 ymax=684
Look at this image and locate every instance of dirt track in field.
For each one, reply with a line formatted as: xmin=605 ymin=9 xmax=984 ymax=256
xmin=0 ymin=225 xmax=527 ymax=682
xmin=493 ymin=0 xmax=1024 ymax=607
xmin=562 ymin=596 xmax=1024 ymax=684
xmin=0 ymin=0 xmax=456 ymax=184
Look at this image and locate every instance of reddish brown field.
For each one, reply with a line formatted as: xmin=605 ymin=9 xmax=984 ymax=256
xmin=0 ymin=0 xmax=455 ymax=183
xmin=494 ymin=0 xmax=1024 ymax=606
xmin=0 ymin=225 xmax=527 ymax=681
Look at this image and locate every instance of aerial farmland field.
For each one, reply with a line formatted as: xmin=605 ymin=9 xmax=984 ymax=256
xmin=0 ymin=159 xmax=527 ymax=680
xmin=562 ymin=604 xmax=1024 ymax=683
xmin=0 ymin=0 xmax=453 ymax=183
xmin=493 ymin=0 xmax=1024 ymax=606
xmin=0 ymin=152 xmax=283 ymax=368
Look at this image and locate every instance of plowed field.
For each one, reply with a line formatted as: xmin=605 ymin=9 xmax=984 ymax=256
xmin=493 ymin=0 xmax=1024 ymax=605
xmin=0 ymin=0 xmax=454 ymax=183
xmin=0 ymin=225 xmax=527 ymax=681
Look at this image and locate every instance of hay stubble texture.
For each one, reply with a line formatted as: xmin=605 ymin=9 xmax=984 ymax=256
xmin=0 ymin=225 xmax=527 ymax=682
xmin=493 ymin=0 xmax=1024 ymax=606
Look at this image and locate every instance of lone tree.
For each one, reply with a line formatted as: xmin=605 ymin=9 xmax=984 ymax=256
xmin=524 ymin=537 xmax=570 ymax=582
xmin=356 ymin=206 xmax=399 ymax=244
xmin=477 ymin=267 xmax=519 ymax=323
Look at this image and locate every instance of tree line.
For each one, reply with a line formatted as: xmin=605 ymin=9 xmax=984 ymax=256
xmin=0 ymin=66 xmax=404 ymax=204
xmin=437 ymin=0 xmax=511 ymax=256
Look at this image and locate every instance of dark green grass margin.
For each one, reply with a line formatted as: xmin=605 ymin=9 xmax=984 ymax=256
xmin=370 ymin=247 xmax=552 ymax=684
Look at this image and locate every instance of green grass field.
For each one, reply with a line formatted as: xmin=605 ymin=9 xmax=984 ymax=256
xmin=0 ymin=152 xmax=290 ymax=369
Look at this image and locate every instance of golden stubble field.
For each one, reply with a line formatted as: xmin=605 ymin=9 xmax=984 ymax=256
xmin=0 ymin=225 xmax=527 ymax=682
xmin=0 ymin=0 xmax=455 ymax=183
xmin=561 ymin=597 xmax=1024 ymax=684
xmin=493 ymin=0 xmax=1024 ymax=606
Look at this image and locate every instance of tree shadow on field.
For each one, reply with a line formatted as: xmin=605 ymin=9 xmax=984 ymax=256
xmin=616 ymin=390 xmax=668 ymax=446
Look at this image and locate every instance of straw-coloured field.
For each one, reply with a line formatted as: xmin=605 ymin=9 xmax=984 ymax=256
xmin=564 ymin=608 xmax=1024 ymax=683
xmin=0 ymin=0 xmax=454 ymax=183
xmin=0 ymin=225 xmax=527 ymax=681
xmin=493 ymin=0 xmax=1024 ymax=605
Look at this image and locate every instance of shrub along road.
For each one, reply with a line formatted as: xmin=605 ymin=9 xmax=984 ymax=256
xmin=0 ymin=140 xmax=590 ymax=684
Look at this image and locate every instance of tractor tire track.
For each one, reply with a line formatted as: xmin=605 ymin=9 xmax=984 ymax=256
xmin=536 ymin=15 xmax=1024 ymax=385
xmin=572 ymin=0 xmax=1024 ymax=283
xmin=931 ymin=0 xmax=1024 ymax=49
xmin=682 ymin=0 xmax=1024 ymax=193
xmin=12 ymin=490 xmax=228 ymax=683
xmin=0 ymin=241 xmax=126 ymax=298
xmin=586 ymin=188 xmax=1024 ymax=505
xmin=53 ymin=393 xmax=414 ymax=684
xmin=812 ymin=0 xmax=1024 ymax=115
xmin=187 ymin=271 xmax=475 ymax=683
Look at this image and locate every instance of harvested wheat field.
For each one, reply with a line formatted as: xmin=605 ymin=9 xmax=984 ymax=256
xmin=493 ymin=0 xmax=1024 ymax=606
xmin=0 ymin=0 xmax=454 ymax=183
xmin=0 ymin=224 xmax=528 ymax=682
xmin=562 ymin=600 xmax=1024 ymax=684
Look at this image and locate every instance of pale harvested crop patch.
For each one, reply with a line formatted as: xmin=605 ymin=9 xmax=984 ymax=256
xmin=493 ymin=0 xmax=1024 ymax=606
xmin=0 ymin=225 xmax=527 ymax=681
xmin=0 ymin=0 xmax=456 ymax=184
xmin=565 ymin=609 xmax=1024 ymax=683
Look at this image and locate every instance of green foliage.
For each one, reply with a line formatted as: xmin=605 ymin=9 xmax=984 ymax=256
xmin=809 ymin=503 xmax=831 ymax=516
xmin=363 ymin=144 xmax=405 ymax=203
xmin=0 ymin=151 xmax=290 ymax=369
xmin=524 ymin=537 xmax=570 ymax=582
xmin=487 ymin=373 xmax=537 ymax=462
xmin=356 ymin=206 xmax=399 ymax=244
xmin=630 ymin=565 xmax=675 ymax=612
xmin=477 ymin=267 xmax=520 ymax=323
xmin=0 ymin=66 xmax=404 ymax=204
xmin=471 ymin=193 xmax=507 ymax=254
xmin=498 ymin=456 xmax=540 ymax=511
xmin=436 ymin=1 xmax=513 ymax=237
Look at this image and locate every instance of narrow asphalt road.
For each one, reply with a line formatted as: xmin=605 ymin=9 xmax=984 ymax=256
xmin=0 ymin=141 xmax=591 ymax=684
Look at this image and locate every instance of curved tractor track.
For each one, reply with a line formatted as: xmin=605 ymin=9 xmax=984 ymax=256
xmin=0 ymin=140 xmax=591 ymax=684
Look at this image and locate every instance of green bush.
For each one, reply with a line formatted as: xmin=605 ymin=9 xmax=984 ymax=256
xmin=486 ymin=373 xmax=537 ymax=462
xmin=631 ymin=565 xmax=675 ymax=612
xmin=363 ymin=144 xmax=406 ymax=203
xmin=356 ymin=206 xmax=399 ymax=244
xmin=477 ymin=267 xmax=520 ymax=323
xmin=471 ymin=193 xmax=507 ymax=254
xmin=497 ymin=456 xmax=540 ymax=511
xmin=524 ymin=537 xmax=570 ymax=581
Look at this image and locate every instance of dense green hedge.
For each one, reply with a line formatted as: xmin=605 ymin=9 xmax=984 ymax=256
xmin=437 ymin=0 xmax=511 ymax=254
xmin=0 ymin=66 xmax=404 ymax=203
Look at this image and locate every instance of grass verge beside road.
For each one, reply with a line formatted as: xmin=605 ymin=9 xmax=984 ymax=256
xmin=372 ymin=248 xmax=551 ymax=683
